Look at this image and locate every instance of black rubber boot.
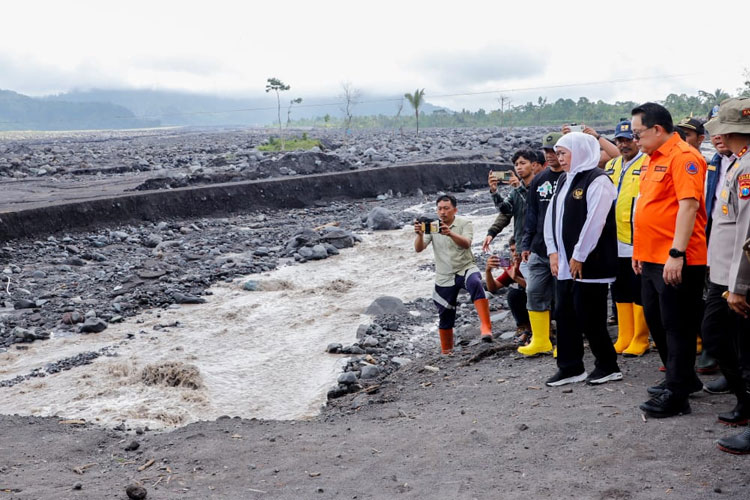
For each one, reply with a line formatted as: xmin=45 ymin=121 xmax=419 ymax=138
xmin=717 ymin=426 xmax=750 ymax=455
xmin=718 ymin=390 xmax=750 ymax=426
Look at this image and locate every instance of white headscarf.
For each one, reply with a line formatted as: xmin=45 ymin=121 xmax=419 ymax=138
xmin=554 ymin=132 xmax=600 ymax=175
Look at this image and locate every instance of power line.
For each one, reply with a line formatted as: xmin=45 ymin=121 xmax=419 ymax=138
xmin=0 ymin=71 xmax=711 ymax=125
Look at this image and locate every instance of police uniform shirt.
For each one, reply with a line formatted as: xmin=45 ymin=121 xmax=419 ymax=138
xmin=708 ymin=149 xmax=750 ymax=294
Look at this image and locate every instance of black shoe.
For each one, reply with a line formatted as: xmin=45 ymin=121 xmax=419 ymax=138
xmin=647 ymin=377 xmax=703 ymax=396
xmin=586 ymin=367 xmax=623 ymax=385
xmin=718 ymin=403 xmax=750 ymax=426
xmin=639 ymin=390 xmax=691 ymax=418
xmin=647 ymin=380 xmax=667 ymax=396
xmin=481 ymin=333 xmax=494 ymax=343
xmin=704 ymin=376 xmax=730 ymax=395
xmin=545 ymin=369 xmax=587 ymax=387
xmin=717 ymin=426 xmax=750 ymax=455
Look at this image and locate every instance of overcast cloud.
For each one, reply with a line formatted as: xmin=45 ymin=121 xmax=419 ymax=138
xmin=413 ymin=45 xmax=545 ymax=89
xmin=0 ymin=0 xmax=746 ymax=112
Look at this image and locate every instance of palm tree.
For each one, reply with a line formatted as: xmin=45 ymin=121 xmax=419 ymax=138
xmin=698 ymin=88 xmax=730 ymax=107
xmin=404 ymin=88 xmax=426 ymax=136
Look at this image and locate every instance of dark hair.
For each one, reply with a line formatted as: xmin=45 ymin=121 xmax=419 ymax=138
xmin=436 ymin=194 xmax=457 ymax=207
xmin=512 ymin=148 xmax=537 ymax=165
xmin=631 ymin=102 xmax=674 ymax=133
xmin=534 ymin=150 xmax=547 ymax=164
xmin=673 ymin=127 xmax=687 ymax=141
xmin=509 ymin=237 xmax=516 ymax=246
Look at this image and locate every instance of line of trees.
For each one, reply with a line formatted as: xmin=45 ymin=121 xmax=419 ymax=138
xmin=289 ymin=88 xmax=740 ymax=131
xmin=280 ymin=69 xmax=750 ymax=132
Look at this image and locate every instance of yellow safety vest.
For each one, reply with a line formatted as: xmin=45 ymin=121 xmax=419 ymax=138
xmin=604 ymin=153 xmax=648 ymax=245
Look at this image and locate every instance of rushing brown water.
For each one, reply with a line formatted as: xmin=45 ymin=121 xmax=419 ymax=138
xmin=0 ymin=207 xmax=497 ymax=429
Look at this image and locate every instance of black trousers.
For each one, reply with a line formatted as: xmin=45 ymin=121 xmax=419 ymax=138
xmin=555 ymin=279 xmax=619 ymax=375
xmin=702 ymin=282 xmax=750 ymax=396
xmin=641 ymin=262 xmax=706 ymax=398
xmin=507 ymin=287 xmax=530 ymax=328
xmin=612 ymin=257 xmax=642 ymax=304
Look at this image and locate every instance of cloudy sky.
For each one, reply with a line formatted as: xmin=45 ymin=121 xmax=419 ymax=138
xmin=2 ymin=0 xmax=747 ymax=112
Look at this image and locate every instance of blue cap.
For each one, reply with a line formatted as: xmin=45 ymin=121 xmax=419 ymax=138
xmin=614 ymin=120 xmax=634 ymax=139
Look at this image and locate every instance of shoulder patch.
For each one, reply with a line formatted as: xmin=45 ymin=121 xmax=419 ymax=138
xmin=685 ymin=162 xmax=699 ymax=175
xmin=740 ymin=177 xmax=750 ymax=200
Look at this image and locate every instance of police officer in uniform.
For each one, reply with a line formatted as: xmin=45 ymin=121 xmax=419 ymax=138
xmin=702 ymin=97 xmax=750 ymax=454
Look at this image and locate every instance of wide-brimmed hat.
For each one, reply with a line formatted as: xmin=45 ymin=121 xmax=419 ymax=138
xmin=705 ymin=97 xmax=750 ymax=135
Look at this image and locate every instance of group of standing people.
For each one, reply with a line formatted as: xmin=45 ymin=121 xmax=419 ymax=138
xmin=414 ymin=97 xmax=750 ymax=454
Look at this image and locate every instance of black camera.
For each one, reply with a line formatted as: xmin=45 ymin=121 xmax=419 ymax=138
xmin=417 ymin=216 xmax=441 ymax=234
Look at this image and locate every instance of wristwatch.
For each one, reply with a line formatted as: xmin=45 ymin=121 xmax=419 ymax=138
xmin=668 ymin=248 xmax=686 ymax=259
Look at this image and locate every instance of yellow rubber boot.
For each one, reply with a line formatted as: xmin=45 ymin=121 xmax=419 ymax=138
xmin=623 ymin=304 xmax=650 ymax=357
xmin=439 ymin=329 xmax=454 ymax=355
xmin=518 ymin=310 xmax=553 ymax=356
xmin=613 ymin=303 xmax=634 ymax=354
xmin=474 ymin=298 xmax=493 ymax=342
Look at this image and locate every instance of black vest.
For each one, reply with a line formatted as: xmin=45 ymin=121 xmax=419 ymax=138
xmin=551 ymin=168 xmax=617 ymax=279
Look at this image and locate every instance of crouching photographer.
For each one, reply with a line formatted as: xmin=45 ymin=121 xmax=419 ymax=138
xmin=414 ymin=194 xmax=493 ymax=354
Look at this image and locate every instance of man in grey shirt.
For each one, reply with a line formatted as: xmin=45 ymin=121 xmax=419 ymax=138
xmin=414 ymin=194 xmax=493 ymax=354
xmin=702 ymin=97 xmax=750 ymax=454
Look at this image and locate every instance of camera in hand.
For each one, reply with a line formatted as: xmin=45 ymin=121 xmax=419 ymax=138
xmin=491 ymin=170 xmax=513 ymax=182
xmin=568 ymin=123 xmax=583 ymax=132
xmin=417 ymin=216 xmax=441 ymax=234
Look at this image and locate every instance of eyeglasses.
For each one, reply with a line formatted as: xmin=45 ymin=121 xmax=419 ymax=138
xmin=632 ymin=126 xmax=654 ymax=141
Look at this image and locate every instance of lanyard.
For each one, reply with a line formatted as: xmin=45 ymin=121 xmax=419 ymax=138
xmin=616 ymin=153 xmax=642 ymax=194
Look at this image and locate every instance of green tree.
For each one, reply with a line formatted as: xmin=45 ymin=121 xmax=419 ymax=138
xmin=286 ymin=97 xmax=302 ymax=126
xmin=698 ymin=88 xmax=730 ymax=107
xmin=404 ymin=88 xmax=426 ymax=136
xmin=265 ymin=77 xmax=290 ymax=148
xmin=738 ymin=69 xmax=750 ymax=98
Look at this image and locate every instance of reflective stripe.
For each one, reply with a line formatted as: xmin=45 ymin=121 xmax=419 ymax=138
xmin=432 ymin=288 xmax=455 ymax=310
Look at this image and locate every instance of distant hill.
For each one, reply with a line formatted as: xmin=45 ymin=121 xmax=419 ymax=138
xmin=46 ymin=89 xmax=448 ymax=128
xmin=0 ymin=89 xmax=159 ymax=131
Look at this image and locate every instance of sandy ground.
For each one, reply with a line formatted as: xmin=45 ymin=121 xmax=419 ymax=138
xmin=1 ymin=340 xmax=748 ymax=500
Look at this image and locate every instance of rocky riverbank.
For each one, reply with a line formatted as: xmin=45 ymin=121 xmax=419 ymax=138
xmin=1 ymin=126 xmax=745 ymax=500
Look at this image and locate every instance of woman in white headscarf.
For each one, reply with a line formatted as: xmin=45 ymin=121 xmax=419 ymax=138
xmin=542 ymin=132 xmax=622 ymax=387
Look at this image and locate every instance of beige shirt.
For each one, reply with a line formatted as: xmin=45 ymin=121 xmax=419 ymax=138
xmin=423 ymin=216 xmax=477 ymax=287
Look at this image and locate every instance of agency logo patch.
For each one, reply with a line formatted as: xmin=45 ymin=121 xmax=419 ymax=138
xmin=572 ymin=188 xmax=584 ymax=200
xmin=685 ymin=162 xmax=699 ymax=175
xmin=740 ymin=179 xmax=750 ymax=200
xmin=743 ymin=108 xmax=750 ymax=117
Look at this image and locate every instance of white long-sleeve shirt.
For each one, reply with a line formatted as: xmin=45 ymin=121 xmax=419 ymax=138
xmin=544 ymin=171 xmax=617 ymax=283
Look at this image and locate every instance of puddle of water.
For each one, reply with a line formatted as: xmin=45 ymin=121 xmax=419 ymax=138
xmin=0 ymin=212 xmax=501 ymax=429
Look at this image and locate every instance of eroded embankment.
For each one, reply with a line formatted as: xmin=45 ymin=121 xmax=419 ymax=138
xmin=0 ymin=161 xmax=508 ymax=241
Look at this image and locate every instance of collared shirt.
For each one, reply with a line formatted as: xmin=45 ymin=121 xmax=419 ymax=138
xmin=633 ymin=132 xmax=708 ymax=265
xmin=544 ymin=171 xmax=617 ymax=283
xmin=709 ymin=149 xmax=750 ymax=294
xmin=715 ymin=153 xmax=737 ymax=203
xmin=423 ymin=216 xmax=477 ymax=287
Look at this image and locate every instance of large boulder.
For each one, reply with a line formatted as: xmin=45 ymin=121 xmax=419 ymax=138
xmin=319 ymin=227 xmax=356 ymax=249
xmin=366 ymin=207 xmax=401 ymax=230
xmin=365 ymin=296 xmax=406 ymax=316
